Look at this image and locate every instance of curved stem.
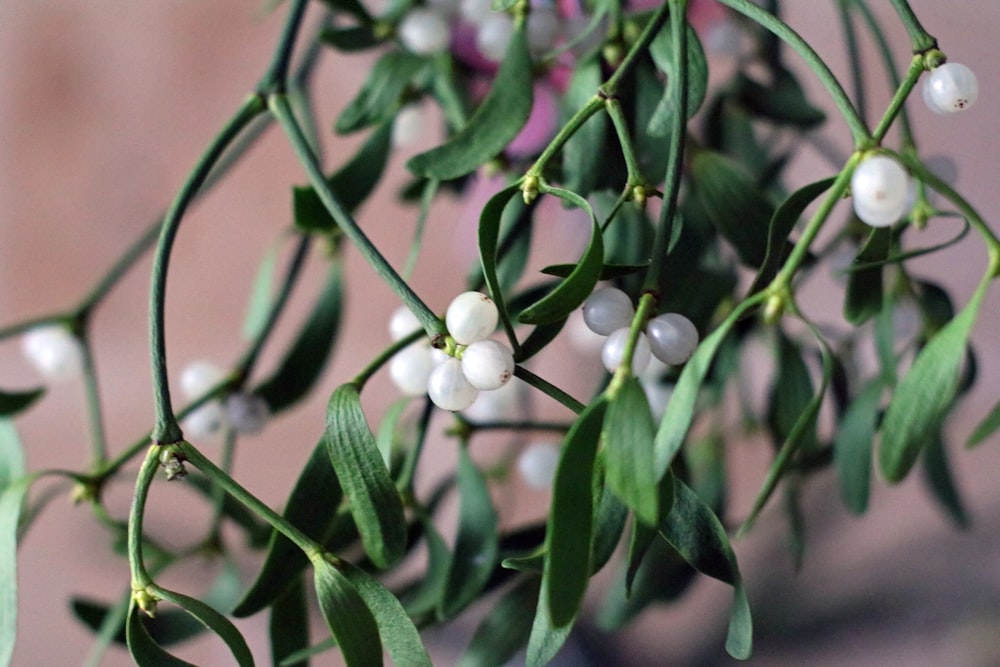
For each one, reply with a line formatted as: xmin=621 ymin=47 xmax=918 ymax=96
xmin=836 ymin=0 xmax=867 ymax=124
xmin=257 ymin=0 xmax=311 ymax=93
xmin=605 ymin=98 xmax=646 ymax=188
xmin=601 ymin=1 xmax=672 ymax=96
xmin=128 ymin=446 xmax=161 ymax=593
xmin=78 ymin=336 xmax=109 ymax=465
xmin=513 ymin=366 xmax=585 ymax=414
xmin=888 ymin=0 xmax=937 ymax=53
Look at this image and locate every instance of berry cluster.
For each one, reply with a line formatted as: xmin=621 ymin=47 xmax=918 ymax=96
xmin=582 ymin=287 xmax=700 ymax=375
xmin=389 ymin=292 xmax=515 ymax=412
xmin=179 ymin=361 xmax=269 ymax=439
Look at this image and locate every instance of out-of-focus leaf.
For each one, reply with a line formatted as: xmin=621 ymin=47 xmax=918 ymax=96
xmin=336 ymin=52 xmax=426 ymax=133
xmin=879 ymin=277 xmax=988 ymax=483
xmin=270 ymin=579 xmax=309 ymax=667
xmin=184 ymin=474 xmax=270 ymax=547
xmin=833 ymin=379 xmax=881 ymax=515
xmin=319 ymin=0 xmax=372 ymax=23
xmin=562 ymin=53 xmax=607 ymax=197
xmin=648 ymin=20 xmax=709 ymax=134
xmin=968 ymin=396 xmax=1000 ymax=448
xmin=0 ymin=389 xmax=43 ymax=418
xmin=458 ymin=576 xmax=540 ymax=667
xmin=256 ymin=262 xmax=343 ymax=413
xmin=844 ymin=227 xmax=891 ymax=325
xmin=440 ymin=447 xmax=499 ymax=618
xmin=401 ymin=518 xmax=451 ymax=617
xmin=320 ymin=25 xmax=380 ymax=52
xmin=325 ymin=384 xmax=406 ymax=569
xmin=242 ymin=238 xmax=280 ymax=341
xmin=660 ymin=478 xmax=752 ymax=660
xmin=312 ymin=557 xmax=383 ymax=667
xmin=603 ymin=379 xmax=659 ymax=525
xmin=408 ymin=29 xmax=533 ymax=180
xmin=525 ymin=574 xmax=571 ymax=667
xmin=152 ymin=587 xmax=254 ymax=667
xmin=767 ymin=331 xmax=816 ymax=448
xmin=735 ymin=67 xmax=826 ymax=128
xmin=0 ymin=421 xmax=28 ymax=667
xmin=922 ymin=431 xmax=970 ymax=528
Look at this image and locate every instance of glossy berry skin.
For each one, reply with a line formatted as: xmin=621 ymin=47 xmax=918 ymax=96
xmin=21 ymin=325 xmax=84 ymax=382
xmin=398 ymin=9 xmax=451 ymax=55
xmin=389 ymin=343 xmax=436 ymax=396
xmin=518 ymin=441 xmax=561 ymax=489
xmin=428 ymin=357 xmax=480 ymax=411
xmin=180 ymin=360 xmax=226 ymax=399
xmin=582 ymin=287 xmax=635 ymax=336
xmin=388 ymin=305 xmax=422 ymax=342
xmin=461 ymin=339 xmax=515 ymax=390
xmin=446 ymin=292 xmax=499 ymax=345
xmin=601 ymin=328 xmax=652 ymax=376
xmin=923 ymin=62 xmax=978 ymax=114
xmin=851 ymin=155 xmax=911 ymax=228
xmin=646 ymin=313 xmax=699 ymax=365
xmin=183 ymin=403 xmax=227 ymax=439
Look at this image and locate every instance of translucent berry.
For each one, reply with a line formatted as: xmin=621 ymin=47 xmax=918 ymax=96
xmin=389 ymin=343 xmax=436 ymax=396
xmin=180 ymin=360 xmax=226 ymax=399
xmin=582 ymin=287 xmax=634 ymax=336
xmin=446 ymin=292 xmax=499 ymax=345
xmin=851 ymin=155 xmax=911 ymax=228
xmin=460 ymin=0 xmax=492 ymax=25
xmin=923 ymin=62 xmax=978 ymax=114
xmin=601 ymin=328 xmax=652 ymax=375
xmin=21 ymin=325 xmax=84 ymax=382
xmin=646 ymin=313 xmax=699 ymax=365
xmin=527 ymin=8 xmax=561 ymax=55
xmin=476 ymin=13 xmax=514 ymax=62
xmin=389 ymin=305 xmax=422 ymax=342
xmin=463 ymin=378 xmax=524 ymax=421
xmin=392 ymin=103 xmax=426 ymax=148
xmin=398 ymin=8 xmax=451 ymax=55
xmin=428 ymin=357 xmax=480 ymax=411
xmin=517 ymin=440 xmax=561 ymax=489
xmin=461 ymin=339 xmax=515 ymax=390
xmin=224 ymin=393 xmax=269 ymax=436
xmin=183 ymin=403 xmax=228 ymax=439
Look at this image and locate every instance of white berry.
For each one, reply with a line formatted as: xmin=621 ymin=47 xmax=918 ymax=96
xmin=183 ymin=402 xmax=228 ymax=439
xmin=389 ymin=305 xmax=422 ymax=342
xmin=446 ymin=292 xmax=499 ymax=345
xmin=180 ymin=360 xmax=226 ymax=399
xmin=428 ymin=357 xmax=480 ymax=411
xmin=398 ymin=8 xmax=451 ymax=55
xmin=389 ymin=343 xmax=436 ymax=397
xmin=923 ymin=62 xmax=978 ymax=114
xmin=460 ymin=0 xmax=492 ymax=25
xmin=461 ymin=339 xmax=515 ymax=390
xmin=518 ymin=441 xmax=561 ymax=489
xmin=224 ymin=393 xmax=269 ymax=436
xmin=476 ymin=13 xmax=514 ymax=62
xmin=463 ymin=377 xmax=525 ymax=421
xmin=646 ymin=313 xmax=699 ymax=365
xmin=527 ymin=8 xmax=560 ymax=55
xmin=21 ymin=325 xmax=84 ymax=382
xmin=582 ymin=287 xmax=635 ymax=336
xmin=851 ymin=155 xmax=911 ymax=228
xmin=601 ymin=328 xmax=652 ymax=375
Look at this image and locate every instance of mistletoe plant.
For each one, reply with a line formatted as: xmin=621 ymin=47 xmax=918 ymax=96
xmin=2 ymin=0 xmax=998 ymax=665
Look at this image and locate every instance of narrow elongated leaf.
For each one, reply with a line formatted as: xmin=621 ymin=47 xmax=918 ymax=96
xmin=341 ymin=562 xmax=431 ymax=667
xmin=833 ymin=379 xmax=881 ymax=515
xmin=603 ymin=378 xmax=659 ymax=525
xmin=844 ymin=227 xmax=891 ymax=325
xmin=517 ymin=187 xmax=604 ymax=325
xmin=235 ymin=438 xmax=343 ymax=617
xmin=647 ymin=20 xmax=709 ymax=134
xmin=526 ymin=574 xmax=572 ymax=667
xmin=879 ymin=276 xmax=989 ymax=483
xmin=542 ymin=399 xmax=607 ymax=628
xmin=313 ymin=558 xmax=383 ymax=667
xmin=336 ymin=51 xmax=427 ymax=133
xmin=660 ymin=478 xmax=752 ymax=660
xmin=242 ymin=239 xmax=280 ymax=341
xmin=408 ymin=29 xmax=533 ymax=179
xmin=401 ymin=518 xmax=451 ymax=617
xmin=735 ymin=67 xmax=825 ymax=128
xmin=590 ymin=473 xmax=629 ymax=573
xmin=270 ymin=579 xmax=309 ymax=667
xmin=440 ymin=446 xmax=499 ymax=618
xmin=767 ymin=331 xmax=816 ymax=448
xmin=153 ymin=587 xmax=254 ymax=667
xmin=256 ymin=262 xmax=343 ymax=414
xmin=921 ymin=431 xmax=969 ymax=528
xmin=563 ymin=53 xmax=607 ymax=197
xmin=325 ymin=384 xmax=406 ymax=569
xmin=458 ymin=576 xmax=540 ymax=667
xmin=968 ymin=396 xmax=1000 ymax=448
xmin=126 ymin=605 xmax=197 ymax=667
xmin=320 ymin=25 xmax=379 ymax=52
xmin=0 ymin=389 xmax=43 ymax=418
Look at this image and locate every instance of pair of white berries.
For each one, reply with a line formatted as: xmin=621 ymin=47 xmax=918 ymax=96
xmin=582 ymin=287 xmax=700 ymax=375
xmin=180 ymin=361 xmax=269 ymax=439
xmin=389 ymin=292 xmax=515 ymax=412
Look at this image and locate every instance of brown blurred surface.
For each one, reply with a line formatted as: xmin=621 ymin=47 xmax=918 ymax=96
xmin=1 ymin=1 xmax=999 ymax=665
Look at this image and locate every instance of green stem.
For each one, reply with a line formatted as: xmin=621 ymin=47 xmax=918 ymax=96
xmin=257 ymin=0 xmax=310 ymax=93
xmin=716 ymin=0 xmax=871 ymax=145
xmin=128 ymin=446 xmax=161 ymax=592
xmin=78 ymin=336 xmax=109 ymax=465
xmin=513 ymin=366 xmax=585 ymax=414
xmin=148 ymin=95 xmax=266 ymax=445
xmin=605 ymin=98 xmax=646 ymax=188
xmin=608 ymin=291 xmax=657 ymax=398
xmin=601 ymin=1 xmax=672 ymax=96
xmin=888 ymin=0 xmax=937 ymax=53
xmin=207 ymin=430 xmax=237 ymax=545
xmin=398 ymin=399 xmax=434 ymax=497
xmin=836 ymin=0 xmax=867 ymax=124
xmin=270 ymin=95 xmax=443 ymax=337
xmin=871 ymin=55 xmax=923 ymax=143
xmin=526 ymin=95 xmax=604 ymax=180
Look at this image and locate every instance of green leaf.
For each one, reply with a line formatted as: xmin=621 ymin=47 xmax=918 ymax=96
xmin=126 ymin=605 xmax=197 ymax=667
xmin=603 ymin=378 xmax=659 ymax=525
xmin=879 ymin=276 xmax=989 ymax=483
xmin=235 ymin=438 xmax=343 ymax=617
xmin=294 ymin=122 xmax=393 ymax=232
xmin=767 ymin=330 xmax=816 ymax=448
xmin=440 ymin=446 xmax=499 ymax=618
xmin=256 ymin=262 xmax=343 ymax=414
xmin=0 ymin=389 xmax=43 ymax=418
xmin=401 ymin=518 xmax=451 ymax=617
xmin=270 ymin=579 xmax=310 ymax=667
xmin=968 ymin=396 xmax=1000 ymax=448
xmin=562 ymin=53 xmax=607 ymax=197
xmin=735 ymin=67 xmax=826 ymax=128
xmin=539 ymin=262 xmax=648 ymax=280
xmin=542 ymin=399 xmax=607 ymax=629
xmin=689 ymin=151 xmax=775 ymax=267
xmin=660 ymin=478 xmax=752 ymax=660
xmin=844 ymin=227 xmax=891 ymax=325
xmin=517 ymin=187 xmax=604 ymax=325
xmin=490 ymin=0 xmax=518 ymax=11
xmin=647 ymin=20 xmax=709 ymax=135
xmin=325 ymin=384 xmax=407 ymax=569
xmin=478 ymin=185 xmax=523 ymax=350
xmin=340 ymin=562 xmax=431 ymax=667
xmin=590 ymin=472 xmax=629 ymax=573
xmin=407 ymin=29 xmax=533 ymax=179
xmin=832 ymin=379 xmax=881 ymax=515
xmin=320 ymin=25 xmax=380 ymax=52
xmin=921 ymin=431 xmax=969 ymax=528
xmin=335 ymin=51 xmax=427 ymax=133
xmin=458 ymin=576 xmax=540 ymax=667
xmin=312 ymin=558 xmax=383 ymax=667
xmin=241 ymin=238 xmax=280 ymax=341
xmin=526 ymin=574 xmax=572 ymax=667
xmin=153 ymin=587 xmax=254 ymax=667
xmin=0 ymin=421 xmax=27 ymax=667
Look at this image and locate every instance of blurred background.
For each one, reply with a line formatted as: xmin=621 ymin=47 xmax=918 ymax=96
xmin=1 ymin=1 xmax=999 ymax=665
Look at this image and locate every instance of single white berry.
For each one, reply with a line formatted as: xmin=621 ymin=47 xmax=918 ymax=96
xmin=923 ymin=62 xmax=978 ymax=114
xmin=518 ymin=441 xmax=561 ymax=489
xmin=428 ymin=357 xmax=480 ymax=411
xmin=180 ymin=360 xmax=227 ymax=399
xmin=392 ymin=103 xmax=425 ymax=148
xmin=446 ymin=291 xmax=499 ymax=345
xmin=389 ymin=305 xmax=422 ymax=342
xmin=566 ymin=309 xmax=606 ymax=355
xmin=463 ymin=377 xmax=525 ymax=421
xmin=851 ymin=155 xmax=911 ymax=228
xmin=582 ymin=287 xmax=635 ymax=336
xmin=224 ymin=393 xmax=269 ymax=436
xmin=21 ymin=325 xmax=84 ymax=382
xmin=460 ymin=0 xmax=492 ymax=25
xmin=527 ymin=8 xmax=560 ymax=55
xmin=461 ymin=339 xmax=515 ymax=390
xmin=398 ymin=8 xmax=451 ymax=55
xmin=389 ymin=343 xmax=436 ymax=396
xmin=601 ymin=328 xmax=652 ymax=375
xmin=476 ymin=13 xmax=514 ymax=62
xmin=183 ymin=402 xmax=228 ymax=439
xmin=646 ymin=313 xmax=699 ymax=365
